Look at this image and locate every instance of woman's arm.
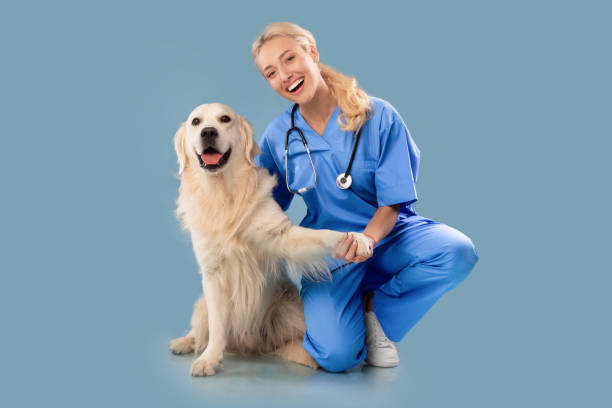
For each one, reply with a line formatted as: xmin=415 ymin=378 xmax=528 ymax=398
xmin=363 ymin=204 xmax=400 ymax=244
xmin=332 ymin=204 xmax=400 ymax=262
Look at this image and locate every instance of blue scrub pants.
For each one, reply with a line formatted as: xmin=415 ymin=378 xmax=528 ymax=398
xmin=300 ymin=215 xmax=479 ymax=373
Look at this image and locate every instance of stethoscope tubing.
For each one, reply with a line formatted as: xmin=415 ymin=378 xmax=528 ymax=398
xmin=285 ymin=103 xmax=362 ymax=193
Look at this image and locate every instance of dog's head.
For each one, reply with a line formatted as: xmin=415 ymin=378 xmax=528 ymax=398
xmin=173 ymin=103 xmax=259 ymax=176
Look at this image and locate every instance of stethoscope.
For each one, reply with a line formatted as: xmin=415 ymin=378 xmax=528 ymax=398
xmin=284 ymin=103 xmax=362 ymax=194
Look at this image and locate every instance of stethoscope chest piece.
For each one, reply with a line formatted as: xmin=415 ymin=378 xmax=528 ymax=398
xmin=336 ymin=173 xmax=352 ymax=189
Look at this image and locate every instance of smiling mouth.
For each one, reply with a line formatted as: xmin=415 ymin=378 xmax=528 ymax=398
xmin=288 ymin=78 xmax=304 ymax=93
xmin=197 ymin=147 xmax=232 ymax=172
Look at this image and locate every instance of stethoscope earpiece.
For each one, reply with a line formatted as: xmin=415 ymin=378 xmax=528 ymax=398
xmin=336 ymin=173 xmax=352 ymax=189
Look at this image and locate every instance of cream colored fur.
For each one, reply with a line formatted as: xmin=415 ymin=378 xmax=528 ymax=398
xmin=167 ymin=103 xmax=372 ymax=376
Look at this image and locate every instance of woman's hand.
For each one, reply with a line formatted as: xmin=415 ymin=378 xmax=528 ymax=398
xmin=332 ymin=204 xmax=399 ymax=264
xmin=332 ymin=233 xmax=374 ymax=264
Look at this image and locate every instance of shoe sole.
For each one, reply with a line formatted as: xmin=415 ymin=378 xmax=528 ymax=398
xmin=365 ymin=358 xmax=399 ymax=368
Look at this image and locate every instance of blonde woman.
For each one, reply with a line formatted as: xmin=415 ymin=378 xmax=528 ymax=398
xmin=252 ymin=22 xmax=479 ymax=372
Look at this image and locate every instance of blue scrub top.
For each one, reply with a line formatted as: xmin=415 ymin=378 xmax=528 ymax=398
xmin=255 ymin=96 xmax=421 ymax=240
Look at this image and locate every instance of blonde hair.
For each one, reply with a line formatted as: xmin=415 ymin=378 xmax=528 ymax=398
xmin=252 ymin=22 xmax=372 ymax=132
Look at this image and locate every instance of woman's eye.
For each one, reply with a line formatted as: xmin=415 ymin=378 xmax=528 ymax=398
xmin=287 ymin=56 xmax=294 ymax=62
xmin=220 ymin=115 xmax=231 ymax=123
xmin=191 ymin=118 xmax=200 ymax=126
xmin=267 ymin=71 xmax=275 ymax=79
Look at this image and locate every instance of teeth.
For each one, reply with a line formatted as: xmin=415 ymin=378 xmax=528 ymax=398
xmin=288 ymin=78 xmax=304 ymax=92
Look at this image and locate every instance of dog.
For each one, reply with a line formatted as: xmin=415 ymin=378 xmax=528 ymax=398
xmin=167 ymin=103 xmax=373 ymax=376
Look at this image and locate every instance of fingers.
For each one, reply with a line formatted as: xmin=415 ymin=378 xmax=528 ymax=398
xmin=345 ymin=239 xmax=358 ymax=261
xmin=332 ymin=233 xmax=351 ymax=259
xmin=332 ymin=233 xmax=372 ymax=264
xmin=332 ymin=233 xmax=357 ymax=261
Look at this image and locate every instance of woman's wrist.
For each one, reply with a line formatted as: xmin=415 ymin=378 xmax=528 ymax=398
xmin=361 ymin=205 xmax=399 ymax=251
xmin=362 ymin=232 xmax=377 ymax=249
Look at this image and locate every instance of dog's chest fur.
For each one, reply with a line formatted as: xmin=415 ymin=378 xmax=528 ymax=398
xmin=176 ymin=166 xmax=287 ymax=330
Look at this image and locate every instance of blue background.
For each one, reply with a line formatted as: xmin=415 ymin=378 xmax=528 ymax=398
xmin=1 ymin=0 xmax=610 ymax=406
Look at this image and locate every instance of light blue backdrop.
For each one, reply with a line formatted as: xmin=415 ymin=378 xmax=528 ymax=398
xmin=1 ymin=0 xmax=610 ymax=407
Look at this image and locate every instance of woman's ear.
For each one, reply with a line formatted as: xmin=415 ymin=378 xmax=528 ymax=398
xmin=310 ymin=44 xmax=319 ymax=63
xmin=173 ymin=122 xmax=188 ymax=177
xmin=239 ymin=116 xmax=259 ymax=167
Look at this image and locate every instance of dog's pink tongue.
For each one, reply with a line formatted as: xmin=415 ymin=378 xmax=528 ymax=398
xmin=201 ymin=152 xmax=222 ymax=165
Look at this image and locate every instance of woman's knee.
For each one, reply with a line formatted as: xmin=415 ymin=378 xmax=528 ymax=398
xmin=302 ymin=304 xmax=366 ymax=373
xmin=306 ymin=332 xmax=366 ymax=373
xmin=300 ymin=268 xmax=368 ymax=372
xmin=445 ymin=235 xmax=479 ymax=285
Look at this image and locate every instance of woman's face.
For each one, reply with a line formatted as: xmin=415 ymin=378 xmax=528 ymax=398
xmin=255 ymin=36 xmax=322 ymax=105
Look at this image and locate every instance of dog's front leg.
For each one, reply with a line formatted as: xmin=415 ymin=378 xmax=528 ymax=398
xmin=280 ymin=226 xmax=373 ymax=265
xmin=190 ymin=274 xmax=227 ymax=377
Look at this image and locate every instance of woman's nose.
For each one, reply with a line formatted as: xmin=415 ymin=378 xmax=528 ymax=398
xmin=278 ymin=66 xmax=292 ymax=85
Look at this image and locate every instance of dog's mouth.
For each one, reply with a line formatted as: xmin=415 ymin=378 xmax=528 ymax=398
xmin=197 ymin=147 xmax=231 ymax=171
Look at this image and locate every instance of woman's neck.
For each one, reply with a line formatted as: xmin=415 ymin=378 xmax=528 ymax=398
xmin=298 ymin=81 xmax=337 ymax=128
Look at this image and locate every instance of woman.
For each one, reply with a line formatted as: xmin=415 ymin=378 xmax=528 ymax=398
xmin=252 ymin=22 xmax=479 ymax=373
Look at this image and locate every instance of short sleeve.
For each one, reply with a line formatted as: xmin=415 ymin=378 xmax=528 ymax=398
xmin=374 ymin=107 xmax=420 ymax=208
xmin=255 ymin=135 xmax=295 ymax=211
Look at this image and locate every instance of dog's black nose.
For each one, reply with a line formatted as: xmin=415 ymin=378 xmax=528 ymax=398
xmin=200 ymin=127 xmax=218 ymax=140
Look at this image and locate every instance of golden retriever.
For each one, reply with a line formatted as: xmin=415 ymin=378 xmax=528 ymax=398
xmin=168 ymin=103 xmax=373 ymax=376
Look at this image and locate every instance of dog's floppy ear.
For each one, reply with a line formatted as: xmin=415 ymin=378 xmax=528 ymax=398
xmin=239 ymin=116 xmax=260 ymax=167
xmin=173 ymin=122 xmax=188 ymax=177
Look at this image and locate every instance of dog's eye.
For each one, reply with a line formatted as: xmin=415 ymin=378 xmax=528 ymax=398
xmin=220 ymin=115 xmax=231 ymax=123
xmin=191 ymin=118 xmax=200 ymax=126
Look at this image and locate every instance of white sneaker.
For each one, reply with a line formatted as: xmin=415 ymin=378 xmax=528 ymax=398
xmin=364 ymin=311 xmax=400 ymax=367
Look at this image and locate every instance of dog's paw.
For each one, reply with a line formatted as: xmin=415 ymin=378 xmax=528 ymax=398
xmin=190 ymin=353 xmax=223 ymax=377
xmin=300 ymin=353 xmax=320 ymax=369
xmin=349 ymin=232 xmax=374 ymax=258
xmin=168 ymin=335 xmax=195 ymax=355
